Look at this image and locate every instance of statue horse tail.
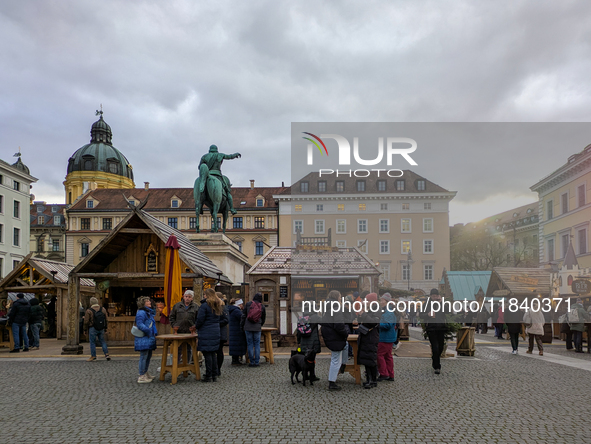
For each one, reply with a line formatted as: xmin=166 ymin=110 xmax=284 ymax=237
xmin=198 ymin=163 xmax=209 ymax=194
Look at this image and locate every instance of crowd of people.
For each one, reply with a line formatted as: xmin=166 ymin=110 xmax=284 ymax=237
xmin=5 ymin=293 xmax=55 ymax=352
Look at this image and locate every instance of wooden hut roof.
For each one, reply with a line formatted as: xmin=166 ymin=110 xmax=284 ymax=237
xmin=72 ymin=207 xmax=232 ymax=283
xmin=247 ymin=246 xmax=381 ymax=276
xmin=485 ymin=267 xmax=552 ymax=297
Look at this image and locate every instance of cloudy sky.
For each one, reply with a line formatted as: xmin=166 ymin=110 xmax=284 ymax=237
xmin=2 ymin=1 xmax=591 ymax=225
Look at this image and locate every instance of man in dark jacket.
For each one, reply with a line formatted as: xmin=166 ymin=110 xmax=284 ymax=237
xmin=29 ymin=298 xmax=45 ymax=350
xmin=8 ymin=293 xmax=31 ymax=352
xmin=170 ymin=290 xmax=199 ymax=333
xmin=420 ymin=288 xmax=447 ymax=374
xmin=216 ymin=292 xmax=229 ymax=374
xmin=240 ymin=293 xmax=266 ymax=367
xmin=320 ymin=290 xmax=349 ymax=390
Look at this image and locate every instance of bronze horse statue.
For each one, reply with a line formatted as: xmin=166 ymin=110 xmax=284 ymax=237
xmin=193 ymin=163 xmax=230 ymax=233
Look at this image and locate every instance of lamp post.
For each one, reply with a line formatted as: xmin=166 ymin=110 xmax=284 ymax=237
xmin=405 ymin=251 xmax=414 ymax=290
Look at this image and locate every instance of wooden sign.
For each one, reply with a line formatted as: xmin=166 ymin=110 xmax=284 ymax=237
xmin=493 ymin=289 xmax=510 ymax=297
xmin=510 ymin=275 xmax=538 ymax=285
xmin=572 ymin=279 xmax=591 ymax=294
xmin=144 ymin=243 xmax=159 ymax=273
xmin=279 ymin=286 xmax=288 ymax=298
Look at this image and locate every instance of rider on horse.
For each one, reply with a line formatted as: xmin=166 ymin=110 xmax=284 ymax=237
xmin=198 ymin=145 xmax=241 ymax=215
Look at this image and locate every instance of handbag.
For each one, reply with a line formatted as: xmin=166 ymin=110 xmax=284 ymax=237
xmin=357 ymin=324 xmax=371 ymax=335
xmin=131 ymin=325 xmax=144 ymax=337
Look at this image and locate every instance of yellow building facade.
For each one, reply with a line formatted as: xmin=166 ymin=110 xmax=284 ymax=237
xmin=531 ymin=145 xmax=591 ymax=268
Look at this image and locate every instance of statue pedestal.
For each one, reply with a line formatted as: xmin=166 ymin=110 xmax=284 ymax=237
xmin=61 ymin=344 xmax=84 ymax=355
xmin=187 ymin=233 xmax=250 ymax=285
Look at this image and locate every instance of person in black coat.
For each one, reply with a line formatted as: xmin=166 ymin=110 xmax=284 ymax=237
xmin=420 ymin=288 xmax=448 ymax=374
xmin=320 ymin=290 xmax=349 ymax=391
xmin=505 ymin=307 xmax=523 ymax=354
xmin=228 ymin=299 xmax=247 ymax=364
xmin=216 ymin=292 xmax=229 ymax=374
xmin=195 ymin=289 xmax=222 ymax=382
xmin=8 ymin=293 xmax=31 ymax=352
xmin=357 ymin=293 xmax=381 ymax=388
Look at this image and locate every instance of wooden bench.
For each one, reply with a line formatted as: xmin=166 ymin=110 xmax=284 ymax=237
xmin=158 ymin=333 xmax=200 ymax=384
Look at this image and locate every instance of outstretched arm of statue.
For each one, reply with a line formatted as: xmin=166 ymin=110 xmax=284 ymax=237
xmin=224 ymin=153 xmax=241 ymax=159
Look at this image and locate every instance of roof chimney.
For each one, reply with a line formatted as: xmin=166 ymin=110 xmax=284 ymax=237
xmin=282 ymin=181 xmax=284 ymax=187
xmin=144 ymin=182 xmax=149 ymax=190
xmin=250 ymin=180 xmax=255 ymax=188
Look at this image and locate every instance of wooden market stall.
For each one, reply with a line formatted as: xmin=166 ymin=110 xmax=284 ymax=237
xmin=62 ymin=206 xmax=231 ymax=354
xmin=0 ymin=254 xmax=95 ymax=344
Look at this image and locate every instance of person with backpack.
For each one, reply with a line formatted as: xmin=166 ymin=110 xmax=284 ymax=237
xmin=83 ymin=297 xmax=110 ymax=362
xmin=7 ymin=293 xmax=31 ymax=352
xmin=523 ymin=305 xmax=545 ymax=356
xmin=569 ymin=298 xmax=590 ymax=353
xmin=240 ymin=292 xmax=266 ymax=367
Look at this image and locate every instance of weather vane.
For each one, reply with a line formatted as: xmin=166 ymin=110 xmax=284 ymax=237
xmin=95 ymin=104 xmax=103 ymax=117
xmin=13 ymin=146 xmax=21 ymax=158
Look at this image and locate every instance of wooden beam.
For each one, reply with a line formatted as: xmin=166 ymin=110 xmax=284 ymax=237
xmin=16 ymin=278 xmax=28 ymax=286
xmin=4 ymin=285 xmax=66 ymax=291
xmin=75 ymin=272 xmax=202 ymax=279
xmin=119 ymin=228 xmax=153 ymax=234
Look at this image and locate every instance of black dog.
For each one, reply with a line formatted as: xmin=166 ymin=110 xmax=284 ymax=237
xmin=289 ymin=350 xmax=317 ymax=386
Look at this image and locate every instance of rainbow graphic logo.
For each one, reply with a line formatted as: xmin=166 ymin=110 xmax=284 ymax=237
xmin=302 ymin=132 xmax=328 ymax=156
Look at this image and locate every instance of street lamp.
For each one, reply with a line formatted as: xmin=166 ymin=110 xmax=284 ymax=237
xmin=405 ymin=250 xmax=414 ymax=290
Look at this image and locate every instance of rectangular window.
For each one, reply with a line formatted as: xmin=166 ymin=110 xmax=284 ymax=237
xmin=336 ymin=220 xmax=346 ymax=234
xmin=87 ymin=200 xmax=94 ymax=209
xmin=0 ymin=195 xmax=3 ymax=213
xmin=547 ymin=200 xmax=553 ymax=220
xmin=402 ymin=264 xmax=411 ymax=281
xmin=423 ymin=218 xmax=433 ymax=232
xmin=13 ymin=200 xmax=20 ymax=218
xmin=54 ymin=215 xmax=61 ymax=225
xmin=233 ymin=217 xmax=243 ymax=229
xmin=336 ymin=240 xmax=347 ymax=248
xmin=13 ymin=260 xmax=19 ymax=269
xmin=357 ymin=181 xmax=366 ymax=192
xmin=256 ymin=199 xmax=263 ymax=207
xmin=129 ymin=200 xmax=135 ymax=206
xmin=338 ymin=204 xmax=345 ymax=211
xmin=254 ymin=216 xmax=265 ymax=229
xmin=380 ymin=263 xmax=390 ymax=281
xmin=52 ymin=239 xmax=60 ymax=251
xmin=424 ymin=203 xmax=431 ymax=210
xmin=402 ymin=203 xmax=410 ymax=210
xmin=561 ymin=233 xmax=570 ymax=258
xmin=171 ymin=200 xmax=179 ymax=208
xmin=13 ymin=181 xmax=19 ymax=191
xmin=315 ymin=220 xmax=325 ymax=234
xmin=357 ymin=240 xmax=368 ymax=254
xmin=402 ymin=240 xmax=411 ymax=254
xmin=316 ymin=204 xmax=323 ymax=211
xmin=318 ymin=181 xmax=327 ymax=192
xmin=38 ymin=216 xmax=44 ymax=225
xmin=294 ymin=220 xmax=303 ymax=234
xmin=578 ymin=229 xmax=587 ymax=255
xmin=424 ymin=264 xmax=433 ymax=280
xmin=52 ymin=206 xmax=58 ymax=213
xmin=81 ymin=243 xmax=89 ymax=257
xmin=401 ymin=218 xmax=411 ymax=233
xmin=13 ymin=227 xmax=19 ymax=246
xmin=102 ymin=218 xmax=112 ymax=230
xmin=380 ymin=240 xmax=390 ymax=254
xmin=547 ymin=238 xmax=554 ymax=261
xmin=255 ymin=241 xmax=264 ymax=256
xmin=168 ymin=217 xmax=178 ymax=229
xmin=396 ymin=180 xmax=405 ymax=191
xmin=295 ymin=204 xmax=302 ymax=212
xmin=358 ymin=219 xmax=367 ymax=233
xmin=189 ymin=217 xmax=197 ymax=229
xmin=377 ymin=180 xmax=386 ymax=191
xmin=424 ymin=240 xmax=433 ymax=254
xmin=417 ymin=180 xmax=426 ymax=191
xmin=381 ymin=203 xmax=388 ymax=211
xmin=300 ymin=182 xmax=309 ymax=193
xmin=578 ymin=184 xmax=586 ymax=208
xmin=336 ymin=181 xmax=344 ymax=192
xmin=0 ymin=224 xmax=3 ymax=242
xmin=235 ymin=241 xmax=243 ymax=252
xmin=561 ymin=193 xmax=568 ymax=214
xmin=211 ymin=217 xmax=221 ymax=228
xmin=359 ymin=203 xmax=366 ymax=211
xmin=379 ymin=219 xmax=389 ymax=233
xmin=81 ymin=218 xmax=90 ymax=230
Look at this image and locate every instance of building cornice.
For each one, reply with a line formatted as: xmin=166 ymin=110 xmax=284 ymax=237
xmin=274 ymin=191 xmax=457 ymax=202
xmin=530 ymin=150 xmax=591 ymax=195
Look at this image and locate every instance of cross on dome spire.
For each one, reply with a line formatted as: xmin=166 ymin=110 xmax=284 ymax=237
xmin=95 ymin=104 xmax=103 ymax=118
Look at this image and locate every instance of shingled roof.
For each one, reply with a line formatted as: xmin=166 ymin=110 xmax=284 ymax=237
xmin=247 ymin=246 xmax=381 ymax=276
xmin=485 ymin=267 xmax=552 ymax=297
xmin=72 ymin=206 xmax=231 ymax=283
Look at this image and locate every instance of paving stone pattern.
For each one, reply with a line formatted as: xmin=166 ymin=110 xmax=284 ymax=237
xmin=2 ymin=344 xmax=590 ymax=443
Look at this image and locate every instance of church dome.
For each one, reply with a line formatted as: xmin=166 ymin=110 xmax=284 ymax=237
xmin=66 ymin=113 xmax=134 ymax=181
xmin=12 ymin=156 xmax=30 ymax=175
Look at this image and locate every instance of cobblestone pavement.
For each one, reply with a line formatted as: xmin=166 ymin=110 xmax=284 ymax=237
xmin=3 ymin=340 xmax=591 ymax=444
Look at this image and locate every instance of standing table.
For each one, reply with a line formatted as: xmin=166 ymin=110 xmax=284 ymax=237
xmin=345 ymin=334 xmax=362 ymax=385
xmin=158 ymin=333 xmax=200 ymax=384
xmin=247 ymin=327 xmax=278 ymax=364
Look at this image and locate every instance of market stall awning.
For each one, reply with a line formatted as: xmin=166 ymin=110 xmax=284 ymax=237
xmin=485 ymin=267 xmax=551 ymax=298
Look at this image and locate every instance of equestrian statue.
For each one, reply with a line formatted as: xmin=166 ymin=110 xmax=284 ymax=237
xmin=193 ymin=145 xmax=241 ymax=233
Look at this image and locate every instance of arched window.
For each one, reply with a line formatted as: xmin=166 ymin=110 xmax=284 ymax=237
xmin=568 ymin=275 xmax=573 ymax=286
xmin=84 ymin=159 xmax=93 ymax=170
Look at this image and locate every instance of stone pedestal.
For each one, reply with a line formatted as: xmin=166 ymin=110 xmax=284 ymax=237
xmin=61 ymin=344 xmax=84 ymax=355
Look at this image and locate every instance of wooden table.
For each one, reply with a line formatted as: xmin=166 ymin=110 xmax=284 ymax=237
xmin=250 ymin=327 xmax=277 ymax=364
xmin=345 ymin=334 xmax=362 ymax=385
xmin=158 ymin=334 xmax=200 ymax=384
xmin=0 ymin=324 xmax=14 ymax=350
